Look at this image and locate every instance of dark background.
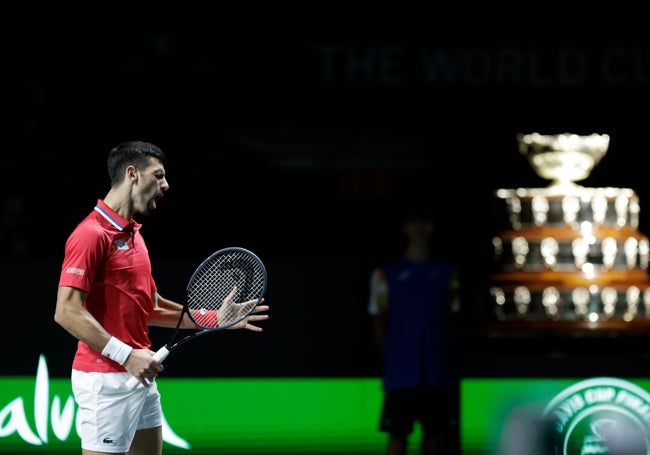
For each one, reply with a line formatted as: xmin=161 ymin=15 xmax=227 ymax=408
xmin=4 ymin=1 xmax=650 ymax=378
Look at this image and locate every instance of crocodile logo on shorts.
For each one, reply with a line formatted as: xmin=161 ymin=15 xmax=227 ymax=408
xmin=102 ymin=437 xmax=115 ymax=444
xmin=543 ymin=377 xmax=650 ymax=454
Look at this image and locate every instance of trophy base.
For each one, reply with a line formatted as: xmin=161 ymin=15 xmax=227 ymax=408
xmin=488 ymin=186 xmax=650 ymax=332
xmin=484 ymin=319 xmax=650 ymax=337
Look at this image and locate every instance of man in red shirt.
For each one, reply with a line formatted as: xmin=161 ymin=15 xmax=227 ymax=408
xmin=54 ymin=141 xmax=269 ymax=455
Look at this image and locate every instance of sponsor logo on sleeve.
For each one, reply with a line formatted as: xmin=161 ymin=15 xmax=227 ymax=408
xmin=65 ymin=267 xmax=85 ymax=276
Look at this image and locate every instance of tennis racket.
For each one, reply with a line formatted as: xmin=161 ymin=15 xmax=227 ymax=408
xmin=125 ymin=246 xmax=267 ymax=388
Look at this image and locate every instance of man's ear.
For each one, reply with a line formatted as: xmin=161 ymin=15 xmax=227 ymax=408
xmin=126 ymin=165 xmax=138 ymax=183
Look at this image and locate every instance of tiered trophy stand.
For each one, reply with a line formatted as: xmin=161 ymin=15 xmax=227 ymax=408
xmin=485 ymin=132 xmax=650 ymax=335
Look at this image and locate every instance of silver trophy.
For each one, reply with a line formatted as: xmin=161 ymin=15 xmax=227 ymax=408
xmin=517 ymin=132 xmax=610 ymax=191
xmin=489 ymin=132 xmax=650 ymax=327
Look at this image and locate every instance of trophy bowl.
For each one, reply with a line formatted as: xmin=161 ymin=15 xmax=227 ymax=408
xmin=517 ymin=132 xmax=610 ymax=190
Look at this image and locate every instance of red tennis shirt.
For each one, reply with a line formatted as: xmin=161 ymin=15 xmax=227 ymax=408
xmin=58 ymin=199 xmax=157 ymax=373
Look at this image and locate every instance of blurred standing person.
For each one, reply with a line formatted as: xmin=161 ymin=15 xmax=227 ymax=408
xmin=368 ymin=203 xmax=460 ymax=455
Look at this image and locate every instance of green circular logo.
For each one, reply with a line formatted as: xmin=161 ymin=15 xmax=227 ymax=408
xmin=542 ymin=377 xmax=650 ymax=454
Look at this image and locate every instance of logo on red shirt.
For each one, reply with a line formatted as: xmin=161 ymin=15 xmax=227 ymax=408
xmin=65 ymin=267 xmax=85 ymax=276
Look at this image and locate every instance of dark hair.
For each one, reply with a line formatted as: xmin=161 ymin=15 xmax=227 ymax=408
xmin=107 ymin=141 xmax=166 ymax=186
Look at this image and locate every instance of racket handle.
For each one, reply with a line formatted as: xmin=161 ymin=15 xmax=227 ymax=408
xmin=152 ymin=346 xmax=171 ymax=363
xmin=124 ymin=346 xmax=171 ymax=389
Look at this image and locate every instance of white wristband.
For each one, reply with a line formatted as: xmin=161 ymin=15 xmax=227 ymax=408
xmin=101 ymin=336 xmax=133 ymax=366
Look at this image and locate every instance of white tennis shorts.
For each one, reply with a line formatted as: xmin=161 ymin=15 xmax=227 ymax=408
xmin=71 ymin=370 xmax=163 ymax=453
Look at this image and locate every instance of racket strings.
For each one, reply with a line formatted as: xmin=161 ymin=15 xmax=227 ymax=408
xmin=187 ymin=250 xmax=265 ymax=329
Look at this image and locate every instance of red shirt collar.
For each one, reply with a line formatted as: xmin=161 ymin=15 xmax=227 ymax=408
xmin=94 ymin=199 xmax=141 ymax=232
